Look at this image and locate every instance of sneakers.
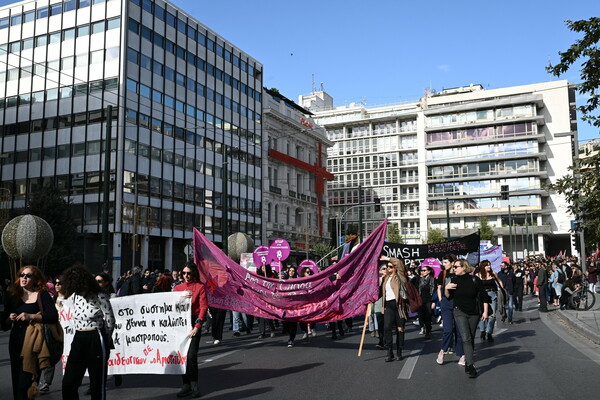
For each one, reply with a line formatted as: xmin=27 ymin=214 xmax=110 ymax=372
xmin=301 ymin=333 xmax=308 ymax=340
xmin=419 ymin=327 xmax=425 ymax=335
xmin=311 ymin=330 xmax=317 ymax=337
xmin=39 ymin=383 xmax=49 ymax=393
xmin=376 ymin=344 xmax=385 ymax=350
xmin=213 ymin=339 xmax=220 ymax=345
xmin=287 ymin=340 xmax=294 ymax=348
xmin=436 ymin=349 xmax=444 ymax=365
xmin=412 ymin=320 xmax=420 ymax=326
xmin=458 ymin=355 xmax=466 ymax=366
xmin=445 ymin=347 xmax=454 ymax=354
xmin=257 ymin=334 xmax=265 ymax=339
xmin=270 ymin=332 xmax=276 ymax=338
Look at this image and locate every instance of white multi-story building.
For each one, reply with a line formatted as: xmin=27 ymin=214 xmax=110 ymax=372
xmin=301 ymin=80 xmax=578 ymax=256
xmin=0 ymin=0 xmax=263 ymax=276
xmin=263 ymin=88 xmax=333 ymax=261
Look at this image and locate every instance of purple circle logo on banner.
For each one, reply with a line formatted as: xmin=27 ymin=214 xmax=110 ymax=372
xmin=270 ymin=260 xmax=282 ymax=273
xmin=253 ymin=245 xmax=271 ymax=267
xmin=269 ymin=239 xmax=290 ymax=262
xmin=299 ymin=259 xmax=319 ymax=274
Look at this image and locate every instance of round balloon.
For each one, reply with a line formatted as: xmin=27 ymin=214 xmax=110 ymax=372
xmin=227 ymin=232 xmax=255 ymax=263
xmin=1 ymin=215 xmax=54 ymax=263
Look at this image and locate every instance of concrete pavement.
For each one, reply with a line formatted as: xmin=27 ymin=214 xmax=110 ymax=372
xmin=557 ymin=289 xmax=600 ymax=345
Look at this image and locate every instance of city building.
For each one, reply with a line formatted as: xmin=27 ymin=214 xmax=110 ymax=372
xmin=301 ymin=80 xmax=578 ymax=257
xmin=263 ymin=88 xmax=333 ymax=263
xmin=0 ymin=0 xmax=263 ymax=278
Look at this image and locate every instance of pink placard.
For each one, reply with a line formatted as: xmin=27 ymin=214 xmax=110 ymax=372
xmin=299 ymin=259 xmax=319 ymax=274
xmin=421 ymin=257 xmax=442 ymax=278
xmin=253 ymin=245 xmax=271 ymax=267
xmin=269 ymin=239 xmax=290 ymax=262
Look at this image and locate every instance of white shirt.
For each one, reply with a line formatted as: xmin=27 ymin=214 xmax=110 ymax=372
xmin=385 ymin=278 xmax=396 ymax=301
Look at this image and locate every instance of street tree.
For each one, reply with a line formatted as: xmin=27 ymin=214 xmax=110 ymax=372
xmin=547 ymin=17 xmax=600 ymax=248
xmin=27 ymin=186 xmax=79 ymax=277
xmin=478 ymin=216 xmax=497 ymax=244
xmin=426 ymin=228 xmax=445 ymax=244
xmin=547 ymin=17 xmax=599 ymax=128
xmin=387 ymin=222 xmax=403 ymax=243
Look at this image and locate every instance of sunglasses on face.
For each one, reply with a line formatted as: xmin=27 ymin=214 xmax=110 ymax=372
xmin=181 ymin=271 xmax=192 ymax=276
xmin=420 ymin=269 xmax=428 ymax=272
xmin=20 ymin=273 xmax=33 ymax=278
xmin=55 ymin=281 xmax=61 ymax=285
xmin=96 ymin=279 xmax=105 ymax=283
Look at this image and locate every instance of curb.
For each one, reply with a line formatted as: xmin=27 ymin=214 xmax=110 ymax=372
xmin=557 ymin=309 xmax=600 ymax=345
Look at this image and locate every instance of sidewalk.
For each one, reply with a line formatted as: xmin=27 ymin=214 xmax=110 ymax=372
xmin=556 ymin=290 xmax=600 ymax=345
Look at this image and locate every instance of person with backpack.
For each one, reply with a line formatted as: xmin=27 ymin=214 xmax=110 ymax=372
xmin=550 ymin=262 xmax=564 ymax=307
xmin=380 ymin=257 xmax=409 ymax=362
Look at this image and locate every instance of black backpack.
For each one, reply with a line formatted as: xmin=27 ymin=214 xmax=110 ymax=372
xmin=557 ymin=270 xmax=565 ymax=284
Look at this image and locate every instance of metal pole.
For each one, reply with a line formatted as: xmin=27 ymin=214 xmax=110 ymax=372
xmin=508 ymin=204 xmax=513 ymax=261
xmin=222 ymin=146 xmax=229 ymax=254
xmin=358 ymin=185 xmax=363 ymax=242
xmin=132 ymin=181 xmax=137 ymax=268
xmin=305 ymin=226 xmax=309 ymax=260
xmin=530 ymin=211 xmax=536 ymax=254
xmin=101 ymin=105 xmax=113 ymax=269
xmin=525 ymin=210 xmax=529 ymax=258
xmin=579 ymin=230 xmax=587 ymax=274
xmin=446 ymin=197 xmax=451 ymax=240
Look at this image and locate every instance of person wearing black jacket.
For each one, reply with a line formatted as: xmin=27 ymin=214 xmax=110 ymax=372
xmin=256 ymin=265 xmax=276 ymax=339
xmin=445 ymin=259 xmax=488 ymax=378
xmin=498 ymin=262 xmax=516 ymax=323
xmin=536 ymin=264 xmax=549 ymax=312
xmin=413 ymin=265 xmax=435 ymax=339
xmin=513 ymin=264 xmax=525 ymax=312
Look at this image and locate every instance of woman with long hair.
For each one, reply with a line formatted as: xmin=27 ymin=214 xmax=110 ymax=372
xmin=38 ymin=276 xmax=66 ymax=394
xmin=173 ymin=262 xmax=208 ymax=398
xmin=380 ymin=257 xmax=409 ymax=362
xmin=415 ymin=265 xmax=435 ymax=339
xmin=445 ymin=259 xmax=489 ymax=378
xmin=94 ymin=273 xmax=115 ymax=297
xmin=3 ymin=265 xmax=58 ymax=400
xmin=152 ymin=273 xmax=174 ymax=293
xmin=61 ymin=264 xmax=115 ymax=400
xmin=283 ymin=266 xmax=299 ymax=347
xmin=475 ymin=260 xmax=502 ymax=342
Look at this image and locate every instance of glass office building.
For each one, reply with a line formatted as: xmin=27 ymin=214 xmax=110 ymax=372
xmin=0 ymin=0 xmax=263 ymax=274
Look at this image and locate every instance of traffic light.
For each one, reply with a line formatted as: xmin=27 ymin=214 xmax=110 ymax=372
xmin=572 ymin=233 xmax=581 ymax=252
xmin=374 ymin=198 xmax=381 ymax=212
xmin=500 ymin=185 xmax=509 ymax=200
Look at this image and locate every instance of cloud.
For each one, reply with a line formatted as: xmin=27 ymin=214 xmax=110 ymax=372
xmin=437 ymin=64 xmax=450 ymax=72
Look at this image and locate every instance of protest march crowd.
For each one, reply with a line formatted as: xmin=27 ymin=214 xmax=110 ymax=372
xmin=1 ymin=249 xmax=598 ymax=399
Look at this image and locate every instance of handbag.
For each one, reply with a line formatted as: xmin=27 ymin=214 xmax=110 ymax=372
xmin=37 ymin=293 xmax=64 ymax=366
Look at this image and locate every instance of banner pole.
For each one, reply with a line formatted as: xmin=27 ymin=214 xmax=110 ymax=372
xmin=358 ymin=303 xmax=372 ymax=357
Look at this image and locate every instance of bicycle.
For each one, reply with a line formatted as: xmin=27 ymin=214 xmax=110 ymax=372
xmin=568 ymin=273 xmax=596 ymax=311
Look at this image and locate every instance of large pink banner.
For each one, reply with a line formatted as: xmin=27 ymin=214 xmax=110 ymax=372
xmin=193 ymin=220 xmax=387 ymax=323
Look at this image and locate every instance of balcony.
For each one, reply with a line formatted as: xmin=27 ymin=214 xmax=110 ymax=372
xmin=269 ymin=185 xmax=282 ymax=195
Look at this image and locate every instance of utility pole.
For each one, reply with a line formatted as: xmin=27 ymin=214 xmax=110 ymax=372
xmin=101 ymin=105 xmax=113 ymax=270
xmin=358 ymin=185 xmax=363 ymax=242
xmin=132 ymin=181 xmax=138 ymax=268
xmin=530 ymin=211 xmax=536 ymax=254
xmin=445 ymin=197 xmax=451 ymax=240
xmin=222 ymin=146 xmax=229 ymax=254
xmin=525 ymin=210 xmax=529 ymax=258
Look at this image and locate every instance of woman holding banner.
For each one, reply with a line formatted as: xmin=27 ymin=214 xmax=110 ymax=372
xmin=380 ymin=257 xmax=409 ymax=362
xmin=173 ymin=262 xmax=208 ymax=398
xmin=61 ymin=264 xmax=115 ymax=400
xmin=283 ymin=266 xmax=299 ymax=347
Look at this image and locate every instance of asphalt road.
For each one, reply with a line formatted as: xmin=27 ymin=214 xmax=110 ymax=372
xmin=2 ymin=296 xmax=599 ymax=399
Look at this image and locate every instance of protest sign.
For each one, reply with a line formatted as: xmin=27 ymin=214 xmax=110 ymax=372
xmin=382 ymin=232 xmax=480 ymax=265
xmin=59 ymin=292 xmax=192 ymax=375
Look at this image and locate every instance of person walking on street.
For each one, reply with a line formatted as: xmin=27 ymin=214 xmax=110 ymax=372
xmin=537 ymin=263 xmax=549 ymax=312
xmin=475 ymin=260 xmax=501 ymax=342
xmin=414 ymin=265 xmax=435 ymax=339
xmin=498 ymin=262 xmax=515 ymax=323
xmin=435 ymin=254 xmax=465 ymax=366
xmin=380 ymin=258 xmax=409 ymax=362
xmin=445 ymin=259 xmax=489 ymax=378
xmin=173 ymin=262 xmax=208 ymax=398
xmin=61 ymin=264 xmax=115 ymax=400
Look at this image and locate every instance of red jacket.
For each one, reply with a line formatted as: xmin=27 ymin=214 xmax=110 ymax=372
xmin=173 ymin=281 xmax=208 ymax=329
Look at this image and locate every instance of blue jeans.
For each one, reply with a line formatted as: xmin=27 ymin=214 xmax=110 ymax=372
xmin=478 ymin=290 xmax=497 ymax=334
xmin=232 ymin=311 xmax=248 ymax=333
xmin=440 ymin=297 xmax=464 ymax=357
xmin=506 ymin=293 xmax=515 ymax=321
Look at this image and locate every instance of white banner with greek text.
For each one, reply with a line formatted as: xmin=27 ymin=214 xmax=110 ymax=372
xmin=59 ymin=292 xmax=192 ymax=375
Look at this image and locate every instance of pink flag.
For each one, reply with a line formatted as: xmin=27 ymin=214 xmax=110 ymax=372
xmin=193 ymin=220 xmax=388 ymax=323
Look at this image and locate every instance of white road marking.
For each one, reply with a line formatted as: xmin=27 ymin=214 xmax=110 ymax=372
xmin=397 ymin=347 xmax=423 ymax=380
xmin=494 ymin=328 xmax=507 ymax=335
xmin=200 ymin=341 xmax=263 ymax=364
